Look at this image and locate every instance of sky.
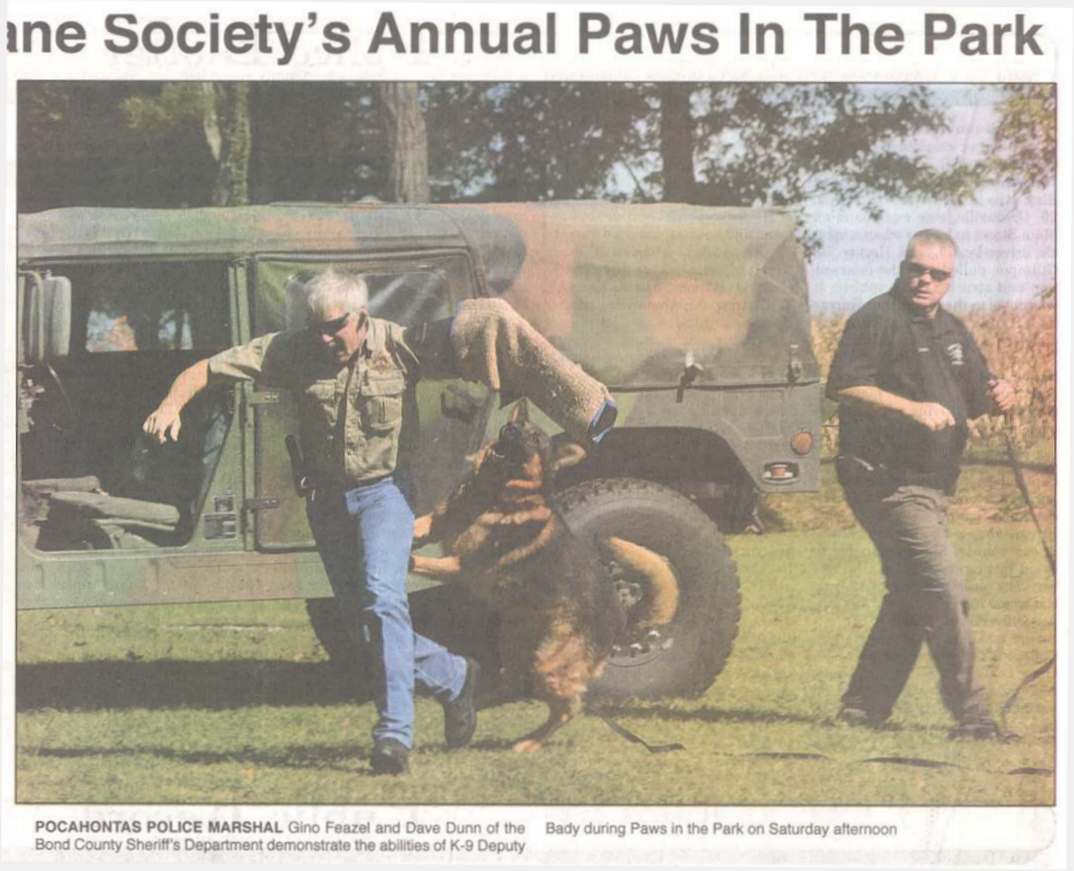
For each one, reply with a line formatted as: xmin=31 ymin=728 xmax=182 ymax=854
xmin=802 ymin=85 xmax=1056 ymax=312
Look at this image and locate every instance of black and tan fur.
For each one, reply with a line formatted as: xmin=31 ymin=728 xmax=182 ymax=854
xmin=411 ymin=401 xmax=678 ymax=752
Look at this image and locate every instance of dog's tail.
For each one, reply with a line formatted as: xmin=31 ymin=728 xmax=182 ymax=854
xmin=601 ymin=537 xmax=679 ymax=627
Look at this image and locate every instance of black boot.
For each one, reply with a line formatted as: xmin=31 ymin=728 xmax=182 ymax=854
xmin=442 ymin=658 xmax=480 ymax=748
xmin=370 ymin=738 xmax=410 ymax=775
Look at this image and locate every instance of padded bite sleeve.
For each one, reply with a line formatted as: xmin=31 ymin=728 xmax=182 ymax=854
xmin=449 ymin=298 xmax=615 ymax=445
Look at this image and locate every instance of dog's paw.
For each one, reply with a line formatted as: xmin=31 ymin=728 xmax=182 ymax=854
xmin=511 ymin=738 xmax=543 ymax=753
xmin=412 ymin=513 xmax=433 ymax=543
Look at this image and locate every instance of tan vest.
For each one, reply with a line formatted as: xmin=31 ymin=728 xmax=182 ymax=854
xmin=208 ymin=317 xmax=420 ymax=488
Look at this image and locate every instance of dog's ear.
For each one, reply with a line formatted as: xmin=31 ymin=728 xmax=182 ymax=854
xmin=508 ymin=398 xmax=530 ymax=425
xmin=549 ymin=440 xmax=587 ymax=475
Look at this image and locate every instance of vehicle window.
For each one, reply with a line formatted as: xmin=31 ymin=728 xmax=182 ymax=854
xmin=66 ymin=262 xmax=231 ymax=354
xmin=255 ymin=258 xmax=464 ymax=333
xmin=365 ymin=271 xmax=452 ymax=325
xmin=279 ymin=268 xmax=450 ymax=329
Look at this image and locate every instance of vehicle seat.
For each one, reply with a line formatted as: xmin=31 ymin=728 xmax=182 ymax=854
xmin=25 ymin=388 xmax=232 ymax=550
xmin=24 ymin=477 xmax=182 ymax=550
xmin=45 ymin=490 xmax=181 ymax=549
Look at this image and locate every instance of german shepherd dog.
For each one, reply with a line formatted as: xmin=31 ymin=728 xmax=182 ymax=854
xmin=410 ymin=401 xmax=679 ymax=752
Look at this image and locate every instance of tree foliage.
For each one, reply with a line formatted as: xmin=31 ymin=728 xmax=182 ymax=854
xmin=124 ymin=82 xmax=251 ymax=206
xmin=425 ymin=83 xmax=650 ymax=201
xmin=984 ymin=84 xmax=1056 ymax=197
xmin=19 ymin=80 xmax=1011 ymax=254
xmin=427 ymin=83 xmax=985 ymax=254
xmin=17 ymin=82 xmax=215 ymax=211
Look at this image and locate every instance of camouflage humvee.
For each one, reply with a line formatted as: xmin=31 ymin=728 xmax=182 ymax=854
xmin=17 ymin=202 xmax=820 ymax=699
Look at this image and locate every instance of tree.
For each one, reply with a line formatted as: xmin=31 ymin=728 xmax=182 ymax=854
xmin=17 ymin=82 xmax=214 ymax=211
xmin=123 ymin=83 xmax=250 ymax=206
xmin=425 ymin=83 xmax=650 ymax=201
xmin=983 ymin=84 xmax=1057 ymax=299
xmin=425 ymin=83 xmax=984 ymax=255
xmin=202 ymin=83 xmax=251 ymax=206
xmin=378 ymin=83 xmax=430 ymax=203
xmin=984 ymin=84 xmax=1056 ymax=196
xmin=659 ymin=84 xmax=696 ymax=202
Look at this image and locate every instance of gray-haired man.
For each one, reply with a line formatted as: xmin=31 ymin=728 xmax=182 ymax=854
xmin=145 ymin=270 xmax=477 ymax=775
xmin=827 ymin=230 xmax=1015 ymax=739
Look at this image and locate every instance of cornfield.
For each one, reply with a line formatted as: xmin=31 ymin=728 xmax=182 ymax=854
xmin=812 ymin=301 xmax=1056 ymax=453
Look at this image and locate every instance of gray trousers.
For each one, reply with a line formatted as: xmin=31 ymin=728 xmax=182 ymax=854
xmin=838 ymin=459 xmax=989 ymax=724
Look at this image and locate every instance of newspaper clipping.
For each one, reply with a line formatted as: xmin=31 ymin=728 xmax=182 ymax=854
xmin=3 ymin=2 xmax=1069 ymax=867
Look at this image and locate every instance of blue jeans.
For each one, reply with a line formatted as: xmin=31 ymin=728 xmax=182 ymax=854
xmin=307 ymin=474 xmax=466 ymax=748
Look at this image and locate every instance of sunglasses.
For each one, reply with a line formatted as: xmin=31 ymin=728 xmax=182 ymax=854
xmin=309 ymin=312 xmax=350 ymax=337
xmin=903 ymin=261 xmax=952 ymax=282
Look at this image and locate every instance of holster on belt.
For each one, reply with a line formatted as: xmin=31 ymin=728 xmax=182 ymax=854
xmin=285 ymin=435 xmax=313 ymax=496
xmin=835 ymin=455 xmax=897 ymax=498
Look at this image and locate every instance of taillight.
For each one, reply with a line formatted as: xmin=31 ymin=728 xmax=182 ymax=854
xmin=790 ymin=430 xmax=814 ymax=456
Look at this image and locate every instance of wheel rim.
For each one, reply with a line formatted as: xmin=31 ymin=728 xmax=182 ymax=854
xmin=604 ymin=552 xmax=676 ymax=667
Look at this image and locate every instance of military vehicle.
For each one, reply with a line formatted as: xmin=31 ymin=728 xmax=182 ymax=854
xmin=17 ymin=202 xmax=820 ymax=699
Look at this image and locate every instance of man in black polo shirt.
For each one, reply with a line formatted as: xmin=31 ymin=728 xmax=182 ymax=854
xmin=827 ymin=229 xmax=1015 ymax=739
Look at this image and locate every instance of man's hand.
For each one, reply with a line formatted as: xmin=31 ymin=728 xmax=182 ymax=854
xmin=988 ymin=378 xmax=1016 ymax=415
xmin=836 ymin=385 xmax=956 ymax=431
xmin=907 ymin=401 xmax=956 ymax=431
xmin=143 ymin=404 xmax=183 ymax=444
xmin=141 ymin=359 xmax=211 ymax=444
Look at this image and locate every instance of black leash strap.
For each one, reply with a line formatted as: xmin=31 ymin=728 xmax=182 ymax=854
xmin=1003 ymin=429 xmax=1056 ymax=575
xmin=997 ymin=426 xmax=1057 ymax=736
xmin=596 ymin=713 xmax=685 ymax=754
xmin=1000 ymin=654 xmax=1056 ymax=737
xmin=711 ymin=749 xmax=1051 ymax=777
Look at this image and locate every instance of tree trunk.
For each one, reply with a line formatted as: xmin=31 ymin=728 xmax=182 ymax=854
xmin=660 ymin=84 xmax=697 ymax=203
xmin=205 ymin=83 xmax=250 ymax=206
xmin=379 ymin=83 xmax=430 ymax=203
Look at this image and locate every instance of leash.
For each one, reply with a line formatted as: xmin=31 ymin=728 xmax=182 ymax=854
xmin=592 ymin=725 xmax=1052 ymax=775
xmin=595 ymin=712 xmax=685 ymax=754
xmin=1001 ymin=426 xmax=1056 ymax=575
xmin=996 ymin=420 xmax=1057 ymax=737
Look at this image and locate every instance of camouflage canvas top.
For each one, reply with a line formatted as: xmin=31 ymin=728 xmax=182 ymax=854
xmin=19 ymin=201 xmax=817 ymax=387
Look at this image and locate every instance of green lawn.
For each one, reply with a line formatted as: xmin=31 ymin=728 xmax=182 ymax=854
xmin=16 ymin=510 xmax=1054 ymax=806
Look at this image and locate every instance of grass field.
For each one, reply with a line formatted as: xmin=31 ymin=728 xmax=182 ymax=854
xmin=15 ymin=462 xmax=1055 ymax=807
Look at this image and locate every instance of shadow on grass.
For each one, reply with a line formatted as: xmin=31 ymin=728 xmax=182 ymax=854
xmin=28 ymin=742 xmax=375 ymax=777
xmin=591 ymin=702 xmax=935 ymax=735
xmin=16 ymin=660 xmax=374 ymax=712
xmin=17 ymin=656 xmax=513 ymax=715
xmin=592 ymin=702 xmax=822 ymax=727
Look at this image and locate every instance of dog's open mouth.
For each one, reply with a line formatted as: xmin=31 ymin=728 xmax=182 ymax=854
xmin=490 ymin=434 xmax=527 ymax=466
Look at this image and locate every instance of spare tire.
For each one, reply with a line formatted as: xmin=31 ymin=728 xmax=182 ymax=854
xmin=555 ymin=478 xmax=741 ymax=700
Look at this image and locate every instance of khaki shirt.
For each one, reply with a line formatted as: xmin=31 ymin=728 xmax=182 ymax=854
xmin=208 ymin=317 xmax=421 ymax=488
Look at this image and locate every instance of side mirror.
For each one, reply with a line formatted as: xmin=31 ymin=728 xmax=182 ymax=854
xmin=42 ymin=276 xmax=72 ymax=358
xmin=19 ymin=273 xmax=71 ymax=363
xmin=18 ymin=271 xmax=44 ymax=364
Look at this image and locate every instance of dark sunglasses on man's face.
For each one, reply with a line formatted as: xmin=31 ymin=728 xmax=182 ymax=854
xmin=310 ymin=312 xmax=350 ymax=337
xmin=902 ymin=261 xmax=952 ymax=283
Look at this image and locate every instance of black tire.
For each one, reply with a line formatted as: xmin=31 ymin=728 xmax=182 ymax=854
xmin=555 ymin=478 xmax=741 ymax=700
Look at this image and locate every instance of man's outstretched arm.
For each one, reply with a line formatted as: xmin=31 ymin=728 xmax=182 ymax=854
xmin=143 ymin=358 xmax=210 ymax=444
xmin=835 ymin=385 xmax=956 ymax=432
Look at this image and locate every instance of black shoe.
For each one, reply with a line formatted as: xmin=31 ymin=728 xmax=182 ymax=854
xmin=370 ymin=738 xmax=410 ymax=775
xmin=835 ymin=706 xmax=888 ymax=729
xmin=442 ymin=657 xmax=480 ymax=748
xmin=948 ymin=717 xmax=1000 ymax=741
